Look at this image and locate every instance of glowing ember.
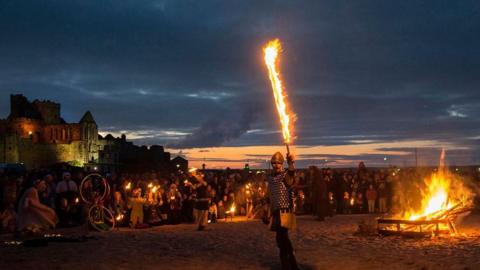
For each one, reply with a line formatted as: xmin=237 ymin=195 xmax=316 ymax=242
xmin=263 ymin=39 xmax=295 ymax=145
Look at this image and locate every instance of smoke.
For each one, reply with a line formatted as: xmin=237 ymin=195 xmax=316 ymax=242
xmin=170 ymin=105 xmax=256 ymax=148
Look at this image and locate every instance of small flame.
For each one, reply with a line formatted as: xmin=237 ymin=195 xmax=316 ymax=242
xmin=226 ymin=204 xmax=236 ymax=214
xmin=116 ymin=214 xmax=124 ymax=221
xmin=263 ymin=39 xmax=295 ymax=144
xmin=125 ymin=182 xmax=132 ymax=190
xmin=189 ymin=167 xmax=198 ymax=173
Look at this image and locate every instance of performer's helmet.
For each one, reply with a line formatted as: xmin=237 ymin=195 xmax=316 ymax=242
xmin=271 ymin=152 xmax=284 ymax=164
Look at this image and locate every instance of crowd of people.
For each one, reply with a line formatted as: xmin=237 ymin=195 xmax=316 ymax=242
xmin=0 ymin=166 xmax=271 ymax=233
xmin=0 ymin=162 xmax=476 ymax=233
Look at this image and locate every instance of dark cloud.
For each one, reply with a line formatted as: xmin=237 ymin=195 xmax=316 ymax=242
xmin=170 ymin=103 xmax=257 ymax=148
xmin=1 ymin=0 xmax=480 ymax=165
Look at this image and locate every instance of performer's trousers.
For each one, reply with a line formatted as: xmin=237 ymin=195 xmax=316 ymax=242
xmin=197 ymin=209 xmax=208 ymax=227
xmin=275 ymin=227 xmax=298 ymax=270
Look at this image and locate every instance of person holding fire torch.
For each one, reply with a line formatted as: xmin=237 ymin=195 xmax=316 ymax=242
xmin=263 ymin=38 xmax=300 ymax=270
xmin=267 ymin=152 xmax=299 ymax=270
xmin=191 ymin=169 xmax=210 ymax=231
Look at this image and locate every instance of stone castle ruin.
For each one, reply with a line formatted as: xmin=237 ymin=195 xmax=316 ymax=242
xmin=0 ymin=94 xmax=177 ymax=172
xmin=0 ymin=94 xmax=101 ymax=169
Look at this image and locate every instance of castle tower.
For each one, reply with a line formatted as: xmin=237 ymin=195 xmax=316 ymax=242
xmin=33 ymin=99 xmax=61 ymax=124
xmin=9 ymin=94 xmax=41 ymax=120
xmin=80 ymin=111 xmax=99 ymax=163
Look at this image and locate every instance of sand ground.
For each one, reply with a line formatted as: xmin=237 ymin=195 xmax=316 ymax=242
xmin=1 ymin=214 xmax=480 ymax=270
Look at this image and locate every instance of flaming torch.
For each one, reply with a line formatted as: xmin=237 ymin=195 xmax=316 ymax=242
xmin=263 ymin=39 xmax=295 ymax=154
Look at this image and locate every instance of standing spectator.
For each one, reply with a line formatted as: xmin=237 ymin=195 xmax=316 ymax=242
xmin=342 ymin=192 xmax=351 ymax=214
xmin=355 ymin=192 xmax=365 ymax=214
xmin=55 ymin=172 xmax=80 ymax=226
xmin=110 ymin=191 xmax=127 ymax=227
xmin=193 ymin=173 xmax=209 ymax=230
xmin=217 ymin=200 xmax=226 ymax=220
xmin=42 ymin=174 xmax=56 ymax=209
xmin=377 ymin=183 xmax=388 ymax=213
xmin=366 ymin=184 xmax=377 ymax=213
xmin=208 ymin=201 xmax=217 ymax=223
xmin=127 ymin=187 xmax=147 ymax=228
xmin=167 ymin=184 xmax=182 ymax=224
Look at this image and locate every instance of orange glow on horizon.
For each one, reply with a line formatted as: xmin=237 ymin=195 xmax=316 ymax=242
xmin=167 ymin=139 xmax=465 ymax=169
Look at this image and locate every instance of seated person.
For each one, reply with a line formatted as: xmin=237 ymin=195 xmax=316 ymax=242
xmin=17 ymin=179 xmax=58 ymax=232
xmin=1 ymin=203 xmax=17 ymax=233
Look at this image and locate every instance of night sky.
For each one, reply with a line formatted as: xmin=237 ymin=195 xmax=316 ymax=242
xmin=1 ymin=1 xmax=480 ymax=168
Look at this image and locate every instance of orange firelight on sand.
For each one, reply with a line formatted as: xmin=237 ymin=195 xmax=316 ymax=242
xmin=263 ymin=39 xmax=295 ymax=152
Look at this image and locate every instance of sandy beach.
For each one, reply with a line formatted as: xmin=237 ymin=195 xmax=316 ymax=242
xmin=1 ymin=214 xmax=480 ymax=270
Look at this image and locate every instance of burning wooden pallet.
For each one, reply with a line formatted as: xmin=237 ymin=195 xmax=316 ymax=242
xmin=377 ymin=203 xmax=472 ymax=237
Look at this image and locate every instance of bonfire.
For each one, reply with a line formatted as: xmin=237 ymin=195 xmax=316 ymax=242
xmin=378 ymin=150 xmax=474 ymax=237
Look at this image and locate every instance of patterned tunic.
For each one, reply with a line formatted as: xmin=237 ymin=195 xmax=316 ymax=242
xmin=268 ymin=171 xmax=294 ymax=212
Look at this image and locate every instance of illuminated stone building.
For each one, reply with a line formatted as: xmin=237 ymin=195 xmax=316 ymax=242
xmin=0 ymin=94 xmax=101 ymax=169
xmin=0 ymin=94 xmax=181 ymax=172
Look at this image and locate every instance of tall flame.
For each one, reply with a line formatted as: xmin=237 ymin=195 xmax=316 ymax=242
xmin=263 ymin=39 xmax=294 ymax=144
xmin=402 ymin=149 xmax=473 ymax=222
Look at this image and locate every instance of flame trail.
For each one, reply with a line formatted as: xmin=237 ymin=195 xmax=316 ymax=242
xmin=263 ymin=39 xmax=295 ymax=151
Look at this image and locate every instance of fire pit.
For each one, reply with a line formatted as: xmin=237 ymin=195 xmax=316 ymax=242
xmin=378 ymin=150 xmax=473 ymax=237
xmin=377 ymin=203 xmax=472 ymax=237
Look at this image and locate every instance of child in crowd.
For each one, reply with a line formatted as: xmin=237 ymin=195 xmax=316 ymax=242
xmin=128 ymin=188 xmax=147 ymax=228
xmin=208 ymin=201 xmax=217 ymax=223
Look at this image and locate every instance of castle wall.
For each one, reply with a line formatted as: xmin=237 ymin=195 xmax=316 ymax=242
xmin=18 ymin=139 xmax=89 ymax=169
xmin=33 ymin=100 xmax=61 ymax=124
xmin=8 ymin=118 xmax=42 ymax=141
xmin=4 ymin=134 xmax=19 ymax=163
xmin=41 ymin=123 xmax=82 ymax=143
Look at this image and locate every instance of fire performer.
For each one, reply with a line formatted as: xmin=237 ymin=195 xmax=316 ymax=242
xmin=263 ymin=39 xmax=299 ymax=269
xmin=191 ymin=170 xmax=210 ymax=231
xmin=267 ymin=152 xmax=299 ymax=270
